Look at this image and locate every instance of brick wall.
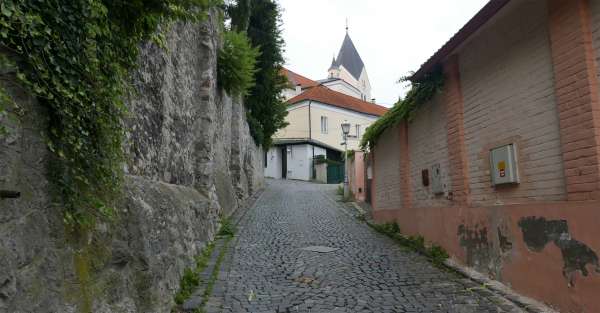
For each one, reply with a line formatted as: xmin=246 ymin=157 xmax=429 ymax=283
xmin=369 ymin=1 xmax=600 ymax=311
xmin=459 ymin=0 xmax=566 ymax=205
xmin=407 ymin=94 xmax=452 ymax=208
xmin=593 ymin=0 xmax=600 ymax=86
xmin=553 ymin=0 xmax=600 ymax=201
xmin=373 ymin=125 xmax=402 ymax=210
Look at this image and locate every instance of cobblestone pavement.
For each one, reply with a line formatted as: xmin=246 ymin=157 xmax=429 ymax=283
xmin=211 ymin=179 xmax=524 ymax=313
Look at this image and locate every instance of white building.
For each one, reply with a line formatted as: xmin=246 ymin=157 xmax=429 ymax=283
xmin=265 ymin=30 xmax=385 ymax=183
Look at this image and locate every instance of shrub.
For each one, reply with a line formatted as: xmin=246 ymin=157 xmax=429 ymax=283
xmin=174 ymin=268 xmax=200 ymax=304
xmin=369 ymin=222 xmax=449 ymax=267
xmin=217 ymin=217 xmax=236 ymax=237
xmin=427 ymin=244 xmax=449 ymax=266
xmin=217 ymin=31 xmax=259 ymax=97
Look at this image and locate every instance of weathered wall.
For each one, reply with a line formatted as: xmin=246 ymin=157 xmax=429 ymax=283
xmin=371 ymin=0 xmax=600 ymax=312
xmin=347 ymin=151 xmax=366 ymax=201
xmin=459 ymin=0 xmax=565 ymax=206
xmin=373 ymin=125 xmax=402 ymax=211
xmin=0 ymin=11 xmax=263 ymax=313
xmin=407 ymin=94 xmax=452 ymax=208
xmin=591 ymin=0 xmax=600 ymax=103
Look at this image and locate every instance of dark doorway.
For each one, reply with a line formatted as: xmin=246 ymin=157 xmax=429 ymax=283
xmin=281 ymin=147 xmax=287 ymax=179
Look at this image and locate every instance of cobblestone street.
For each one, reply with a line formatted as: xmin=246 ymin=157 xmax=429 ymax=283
xmin=212 ymin=179 xmax=524 ymax=313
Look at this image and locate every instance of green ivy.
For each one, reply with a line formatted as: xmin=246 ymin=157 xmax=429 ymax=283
xmin=0 ymin=0 xmax=216 ymax=228
xmin=217 ymin=31 xmax=259 ymax=97
xmin=360 ymin=67 xmax=445 ymax=150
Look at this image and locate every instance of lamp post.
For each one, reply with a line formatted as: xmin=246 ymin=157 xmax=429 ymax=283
xmin=341 ymin=121 xmax=351 ymax=200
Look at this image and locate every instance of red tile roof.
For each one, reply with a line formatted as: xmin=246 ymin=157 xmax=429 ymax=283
xmin=287 ymin=85 xmax=388 ymax=117
xmin=281 ymin=67 xmax=318 ymax=88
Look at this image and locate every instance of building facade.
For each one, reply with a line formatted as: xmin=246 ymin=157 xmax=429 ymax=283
xmin=364 ymin=0 xmax=600 ymax=311
xmin=266 ymin=31 xmax=386 ymax=182
xmin=265 ymin=86 xmax=386 ymax=182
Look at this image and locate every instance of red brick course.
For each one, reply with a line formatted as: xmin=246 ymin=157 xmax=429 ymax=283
xmin=443 ymin=56 xmax=470 ymax=205
xmin=549 ymin=0 xmax=600 ymax=200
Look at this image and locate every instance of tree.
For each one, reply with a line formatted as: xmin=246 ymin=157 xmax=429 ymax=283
xmin=228 ymin=0 xmax=288 ymax=147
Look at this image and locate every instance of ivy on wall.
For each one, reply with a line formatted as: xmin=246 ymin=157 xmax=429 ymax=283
xmin=217 ymin=30 xmax=259 ymax=97
xmin=0 ymin=0 xmax=216 ymax=228
xmin=360 ymin=67 xmax=445 ymax=150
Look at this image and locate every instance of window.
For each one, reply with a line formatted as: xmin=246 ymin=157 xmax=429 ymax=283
xmin=320 ymin=116 xmax=328 ymax=134
xmin=355 ymin=124 xmax=361 ymax=138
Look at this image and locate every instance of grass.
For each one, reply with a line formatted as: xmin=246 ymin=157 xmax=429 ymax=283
xmin=174 ymin=242 xmax=215 ymax=305
xmin=217 ymin=217 xmax=236 ymax=237
xmin=368 ymin=222 xmax=449 ymax=266
xmin=173 ymin=216 xmax=237 ymax=310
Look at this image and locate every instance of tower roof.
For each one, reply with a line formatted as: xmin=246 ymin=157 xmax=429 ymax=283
xmin=334 ymin=33 xmax=365 ymax=80
xmin=329 ymin=56 xmax=337 ymax=70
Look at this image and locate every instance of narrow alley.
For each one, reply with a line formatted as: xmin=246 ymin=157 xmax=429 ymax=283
xmin=210 ymin=180 xmax=524 ymax=313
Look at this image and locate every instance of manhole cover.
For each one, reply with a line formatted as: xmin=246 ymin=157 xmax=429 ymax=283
xmin=294 ymin=276 xmax=316 ymax=284
xmin=300 ymin=246 xmax=339 ymax=253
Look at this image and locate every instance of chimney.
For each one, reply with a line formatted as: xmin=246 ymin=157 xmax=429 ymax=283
xmin=371 ymin=98 xmax=376 ymax=103
xmin=295 ymin=84 xmax=302 ymax=94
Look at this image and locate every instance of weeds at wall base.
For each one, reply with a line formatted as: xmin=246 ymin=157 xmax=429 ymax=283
xmin=368 ymin=221 xmax=449 ymax=267
xmin=173 ymin=217 xmax=235 ymax=312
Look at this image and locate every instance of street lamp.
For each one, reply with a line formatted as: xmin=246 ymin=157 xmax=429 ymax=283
xmin=341 ymin=121 xmax=351 ymax=200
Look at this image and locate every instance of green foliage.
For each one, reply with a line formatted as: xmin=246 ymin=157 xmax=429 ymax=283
xmin=216 ymin=217 xmax=236 ymax=237
xmin=0 ymin=88 xmax=10 ymax=136
xmin=174 ymin=242 xmax=215 ymax=305
xmin=369 ymin=221 xmax=449 ymax=267
xmin=217 ymin=31 xmax=259 ymax=97
xmin=428 ymin=244 xmax=450 ymax=266
xmin=174 ymin=268 xmax=200 ymax=305
xmin=371 ymin=222 xmax=400 ymax=235
xmin=202 ymin=238 xmax=230 ymax=308
xmin=0 ymin=0 xmax=215 ymax=228
xmin=0 ymin=53 xmax=15 ymax=136
xmin=228 ymin=0 xmax=288 ymax=147
xmin=226 ymin=0 xmax=252 ymax=32
xmin=314 ymin=155 xmax=343 ymax=165
xmin=346 ymin=149 xmax=355 ymax=160
xmin=360 ymin=67 xmax=445 ymax=150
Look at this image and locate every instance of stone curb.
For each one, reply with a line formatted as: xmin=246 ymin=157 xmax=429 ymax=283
xmin=321 ymin=188 xmax=561 ymax=313
xmin=181 ymin=187 xmax=265 ymax=312
xmin=443 ymin=258 xmax=560 ymax=313
xmin=182 ymin=237 xmax=228 ymax=311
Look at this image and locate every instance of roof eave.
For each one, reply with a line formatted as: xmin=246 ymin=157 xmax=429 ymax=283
xmin=410 ymin=0 xmax=511 ymax=82
xmin=287 ymin=97 xmax=385 ymax=117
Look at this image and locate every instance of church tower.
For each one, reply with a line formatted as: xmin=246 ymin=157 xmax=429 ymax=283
xmin=326 ymin=29 xmax=372 ymax=101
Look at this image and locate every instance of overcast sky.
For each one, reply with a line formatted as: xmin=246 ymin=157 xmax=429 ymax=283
xmin=278 ymin=0 xmax=488 ymax=107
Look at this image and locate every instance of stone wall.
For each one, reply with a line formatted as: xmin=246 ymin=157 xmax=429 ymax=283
xmin=0 ymin=11 xmax=263 ymax=313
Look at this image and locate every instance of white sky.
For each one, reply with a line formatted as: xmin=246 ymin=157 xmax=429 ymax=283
xmin=278 ymin=0 xmax=488 ymax=107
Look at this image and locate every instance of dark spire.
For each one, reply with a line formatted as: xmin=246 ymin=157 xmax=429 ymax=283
xmin=335 ymin=33 xmax=365 ymax=80
xmin=329 ymin=56 xmax=338 ymax=70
